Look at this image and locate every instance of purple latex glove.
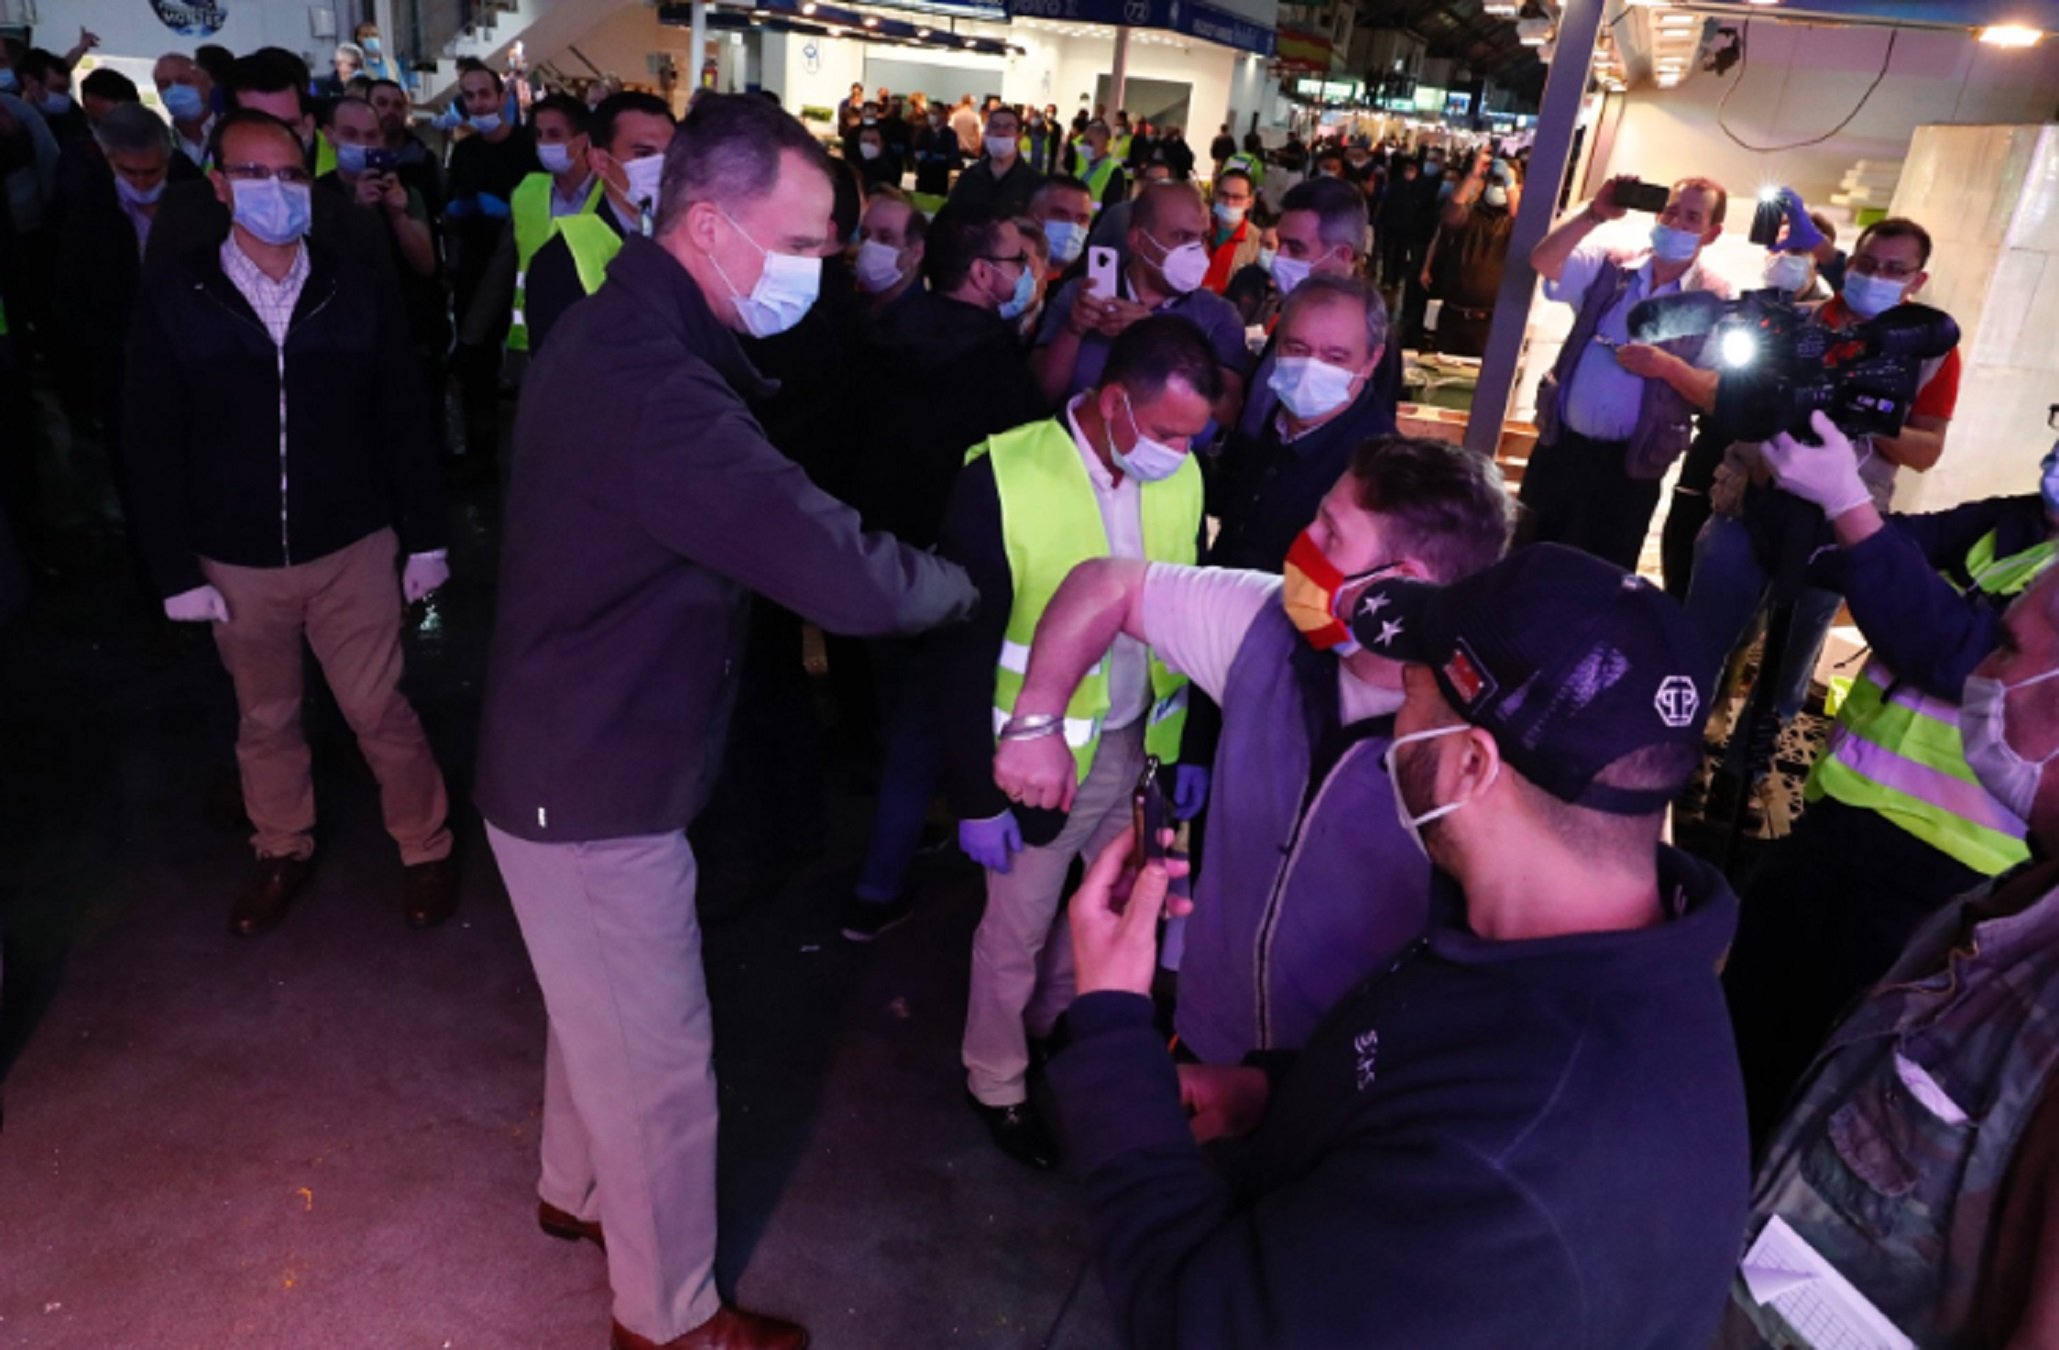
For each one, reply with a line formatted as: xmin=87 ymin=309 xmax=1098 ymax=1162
xmin=1777 ymin=188 xmax=1825 ymax=254
xmin=960 ymin=811 xmax=1024 ymax=873
xmin=1173 ymin=765 xmax=1211 ymax=821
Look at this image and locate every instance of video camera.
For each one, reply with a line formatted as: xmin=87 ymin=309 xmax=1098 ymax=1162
xmin=1626 ymin=289 xmax=1959 ymax=444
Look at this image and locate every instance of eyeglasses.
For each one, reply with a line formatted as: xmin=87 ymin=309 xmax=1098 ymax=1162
xmin=1849 ymin=256 xmax=1920 ymax=280
xmin=221 ymin=162 xmax=314 ymax=186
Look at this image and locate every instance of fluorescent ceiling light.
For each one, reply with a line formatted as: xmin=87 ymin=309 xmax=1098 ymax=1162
xmin=1978 ymin=24 xmax=2043 ymax=46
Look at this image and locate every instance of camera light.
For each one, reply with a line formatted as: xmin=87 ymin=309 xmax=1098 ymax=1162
xmin=1720 ymin=329 xmax=1759 ymax=369
xmin=1758 ymin=185 xmax=1782 ymax=203
xmin=1978 ymin=25 xmax=2042 ymax=47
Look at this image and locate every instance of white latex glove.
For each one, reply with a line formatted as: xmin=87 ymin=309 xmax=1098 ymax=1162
xmin=164 ymin=584 xmax=230 ymax=623
xmin=403 ymin=551 xmax=451 ymax=602
xmin=1762 ymin=411 xmax=1872 ymax=519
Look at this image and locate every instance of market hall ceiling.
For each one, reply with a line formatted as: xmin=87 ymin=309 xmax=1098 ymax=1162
xmin=1358 ymin=0 xmax=1547 ymax=98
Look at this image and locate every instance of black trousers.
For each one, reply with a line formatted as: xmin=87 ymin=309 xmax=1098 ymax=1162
xmin=1516 ymin=426 xmax=1663 ymax=572
xmin=1660 ymin=427 xmax=1728 ymax=600
xmin=1722 ymin=797 xmax=1984 ymax=1145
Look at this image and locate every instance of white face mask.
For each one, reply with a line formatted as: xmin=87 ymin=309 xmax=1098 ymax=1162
xmin=1043 ymin=218 xmax=1086 ymax=265
xmin=1649 ymin=222 xmax=1702 ymax=263
xmin=1385 ymin=723 xmax=1495 ymax=860
xmin=621 ymin=153 xmax=666 ymax=212
xmin=1961 ymin=667 xmax=2059 ymax=822
xmin=538 ymin=142 xmax=577 ymax=175
xmin=1764 ymin=252 xmax=1814 ymax=295
xmin=1258 ymin=246 xmax=1277 ymax=272
xmin=1149 ymin=233 xmax=1210 ymax=294
xmin=1108 ymin=388 xmax=1188 ymax=483
xmin=854 ymin=238 xmax=905 ymax=295
xmin=985 ymin=133 xmax=1017 ymax=160
xmin=711 ymin=205 xmax=823 ymax=338
xmin=468 ymin=112 xmax=503 ymax=134
xmin=1270 ymin=252 xmax=1313 ymax=297
xmin=1269 ymin=355 xmax=1360 ymax=421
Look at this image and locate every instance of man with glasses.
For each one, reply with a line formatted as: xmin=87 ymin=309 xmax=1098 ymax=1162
xmin=1200 ymin=167 xmax=1260 ymax=296
xmin=124 ymin=108 xmax=454 ymax=938
xmin=1032 ymin=181 xmax=1248 ymax=424
xmin=1684 ymin=217 xmax=1959 ymax=761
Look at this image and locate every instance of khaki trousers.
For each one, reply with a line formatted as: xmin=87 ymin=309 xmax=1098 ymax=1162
xmin=486 ymin=824 xmax=725 ymax=1342
xmin=202 ymin=528 xmax=451 ymax=865
xmin=963 ymin=722 xmax=1144 ymax=1107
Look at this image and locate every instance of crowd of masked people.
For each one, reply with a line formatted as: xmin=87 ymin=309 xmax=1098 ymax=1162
xmin=2 ymin=23 xmax=2057 ymax=1348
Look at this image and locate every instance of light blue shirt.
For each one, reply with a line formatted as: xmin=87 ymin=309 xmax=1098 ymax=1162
xmin=1545 ymin=243 xmax=1728 ymax=443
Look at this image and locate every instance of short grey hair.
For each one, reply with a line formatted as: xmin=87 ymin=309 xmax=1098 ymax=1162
xmin=95 ymin=101 xmax=172 ymax=157
xmin=1280 ymin=273 xmax=1389 ymax=357
xmin=655 ymin=92 xmax=828 ymax=237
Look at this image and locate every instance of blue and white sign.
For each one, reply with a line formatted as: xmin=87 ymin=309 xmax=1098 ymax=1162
xmin=151 ymin=0 xmax=228 ymax=38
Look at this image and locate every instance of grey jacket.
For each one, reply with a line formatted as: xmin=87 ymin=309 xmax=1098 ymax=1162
xmin=476 ymin=237 xmax=976 ymax=843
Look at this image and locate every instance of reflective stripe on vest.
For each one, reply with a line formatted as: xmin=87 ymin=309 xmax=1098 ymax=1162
xmin=554 ymin=213 xmax=625 ymax=300
xmin=1808 ymin=531 xmax=2059 ymax=875
xmin=508 ymin=173 xmax=603 ymax=352
xmin=314 ymin=129 xmax=337 ymax=180
xmin=1083 ymin=156 xmax=1120 ymax=210
xmin=971 ymin=418 xmax=1200 ymax=781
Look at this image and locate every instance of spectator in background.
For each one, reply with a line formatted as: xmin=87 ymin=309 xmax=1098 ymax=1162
xmin=1522 ymin=174 xmax=1732 ymax=570
xmin=946 ymin=104 xmax=1039 ymax=219
xmin=950 ymin=94 xmax=981 ymax=158
xmin=1032 ymin=180 xmax=1248 ymax=424
xmin=852 ymin=119 xmax=901 ymax=191
xmin=1200 ymin=167 xmax=1261 ymax=296
xmin=445 ymin=61 xmax=537 ymax=481
xmin=319 ymin=43 xmax=365 ymax=100
xmin=78 ymin=67 xmax=140 ymax=127
xmin=367 ymin=77 xmax=444 ymax=215
xmin=1421 ymin=149 xmax=1518 ymax=357
xmin=1209 ymin=123 xmax=1236 ymax=178
xmin=1026 ymin=106 xmax=1059 ymax=177
xmin=837 ymin=81 xmax=864 ymax=133
xmin=1160 ymin=125 xmax=1194 ymax=181
xmin=318 ymin=95 xmax=444 ymax=363
xmin=153 ymin=53 xmax=216 ymax=167
xmin=19 ymin=49 xmax=88 ymax=146
xmin=852 ymin=185 xmax=926 ymax=319
xmin=1076 ymin=120 xmax=1126 ymax=213
xmin=1026 ymin=175 xmax=1092 ymax=283
xmin=913 ymin=100 xmax=961 ymax=196
xmin=1376 ymin=155 xmax=1425 ymax=288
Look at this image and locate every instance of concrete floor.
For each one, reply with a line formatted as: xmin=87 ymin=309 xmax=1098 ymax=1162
xmin=0 ymin=437 xmax=1117 ymax=1348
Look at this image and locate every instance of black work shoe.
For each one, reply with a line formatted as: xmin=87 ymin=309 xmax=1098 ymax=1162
xmin=840 ymin=895 xmax=914 ymax=944
xmin=966 ymin=1091 xmax=1061 ymax=1170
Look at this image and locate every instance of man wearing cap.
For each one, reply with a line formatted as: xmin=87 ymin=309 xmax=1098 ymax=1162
xmin=996 ymin=436 xmax=1512 ymax=1065
xmin=1047 ymin=543 xmax=1750 ymax=1346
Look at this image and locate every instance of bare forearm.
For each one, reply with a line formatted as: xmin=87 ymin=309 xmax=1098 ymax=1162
xmin=1530 ymin=207 xmax=1600 ymax=282
xmin=1014 ymin=560 xmax=1151 ymax=717
xmin=391 ymin=212 xmax=436 ymax=277
xmin=1830 ymin=501 xmax=1885 ymax=549
xmin=1664 ymin=358 xmax=1718 ymax=412
xmin=1873 ymin=422 xmax=1945 ymax=472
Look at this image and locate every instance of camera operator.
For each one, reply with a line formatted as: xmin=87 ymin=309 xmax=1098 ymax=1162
xmin=1722 ymin=412 xmax=2051 ymax=1140
xmin=1524 ymin=175 xmax=1734 ymax=569
xmin=1684 ymin=217 xmax=1960 ymax=767
xmin=1049 ymin=545 xmax=1747 ymax=1348
xmin=1721 ymin=566 xmax=2059 ymax=1350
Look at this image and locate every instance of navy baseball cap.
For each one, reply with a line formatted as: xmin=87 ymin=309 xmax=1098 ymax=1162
xmin=1349 ymin=544 xmax=1710 ymax=815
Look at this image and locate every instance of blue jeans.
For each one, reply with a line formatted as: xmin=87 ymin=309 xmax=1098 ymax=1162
xmin=854 ymin=637 xmax=940 ymax=903
xmin=1683 ymin=515 xmax=1841 ymax=729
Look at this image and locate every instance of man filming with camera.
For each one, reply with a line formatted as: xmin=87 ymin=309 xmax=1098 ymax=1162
xmin=1047 ymin=545 xmax=1749 ymax=1347
xmin=1523 ymin=174 xmax=1735 ymax=569
xmin=1723 ymin=408 xmax=2050 ymax=1140
xmin=1684 ymin=216 xmax=1962 ymax=773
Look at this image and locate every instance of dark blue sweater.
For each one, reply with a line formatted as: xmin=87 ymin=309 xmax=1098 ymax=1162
xmin=1050 ymin=846 xmax=1749 ymax=1349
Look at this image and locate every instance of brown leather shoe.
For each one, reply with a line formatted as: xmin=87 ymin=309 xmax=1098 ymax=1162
xmin=230 ymin=856 xmax=311 ymax=936
xmin=609 ymin=1307 xmax=809 ymax=1350
xmin=404 ymin=858 xmax=459 ymax=929
xmin=537 ymin=1200 xmax=604 ymax=1250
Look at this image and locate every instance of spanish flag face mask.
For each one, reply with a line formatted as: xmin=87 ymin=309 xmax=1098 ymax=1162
xmin=1281 ymin=529 xmax=1401 ymax=655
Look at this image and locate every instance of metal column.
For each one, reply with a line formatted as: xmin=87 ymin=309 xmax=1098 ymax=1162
xmin=690 ymin=0 xmax=709 ymax=90
xmin=1461 ymin=0 xmax=1608 ymax=458
xmin=1110 ymin=26 xmax=1130 ymax=117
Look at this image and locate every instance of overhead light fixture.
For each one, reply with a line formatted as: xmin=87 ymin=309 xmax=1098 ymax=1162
xmin=863 ymin=15 xmax=876 ymax=25
xmin=1742 ymin=0 xmax=1780 ymax=5
xmin=1482 ymin=1 xmax=1518 ymax=14
xmin=1657 ymin=14 xmax=1696 ymax=26
xmin=917 ymin=25 xmax=929 ymax=34
xmin=1978 ymin=24 xmax=2043 ymax=46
